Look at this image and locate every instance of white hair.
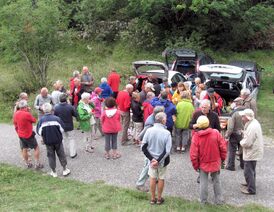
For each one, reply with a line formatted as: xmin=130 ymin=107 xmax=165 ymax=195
xmin=155 ymin=112 xmax=167 ymax=123
xmin=19 ymin=92 xmax=28 ymax=99
xmin=126 ymin=84 xmax=133 ymax=90
xmin=240 ymin=88 xmax=250 ymax=96
xmin=146 ymin=91 xmax=155 ymax=99
xmin=153 ymin=106 xmax=165 ymax=116
xmin=18 ymin=100 xmax=28 ymax=108
xmin=200 ymin=99 xmax=211 ymax=107
xmin=101 ymin=77 xmax=107 ymax=83
xmin=42 ymin=103 xmax=52 ymax=113
xmin=81 ymin=92 xmax=90 ymax=100
xmin=73 ymin=70 xmax=79 ymax=77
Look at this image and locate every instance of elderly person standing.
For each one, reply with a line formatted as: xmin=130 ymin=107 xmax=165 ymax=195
xmin=37 ymin=103 xmax=70 ymax=178
xmin=190 ymin=116 xmax=227 ymax=205
xmin=239 ymin=109 xmax=263 ymax=195
xmin=77 ymin=92 xmax=95 ymax=153
xmin=142 ymin=91 xmax=155 ymax=122
xmin=189 ymin=99 xmax=221 ymax=132
xmin=14 ymin=92 xmax=29 ymax=113
xmin=81 ymin=66 xmax=94 ymax=93
xmin=240 ymin=88 xmax=257 ymax=118
xmin=225 ymin=97 xmax=245 ymax=171
xmin=107 ymin=69 xmax=121 ymax=99
xmin=204 ymin=88 xmax=223 ymax=116
xmin=142 ymin=112 xmax=172 ymax=205
xmin=140 ymin=82 xmax=155 ymax=104
xmin=51 ymin=81 xmax=62 ymax=106
xmin=34 ymin=87 xmax=53 ymax=120
xmin=99 ymin=77 xmax=113 ymax=99
xmin=69 ymin=70 xmax=80 ymax=93
xmin=116 ymin=84 xmax=133 ymax=145
xmin=131 ymin=92 xmax=143 ymax=145
xmin=175 ymin=91 xmax=194 ymax=153
xmin=54 ymin=94 xmax=78 ymax=158
xmin=13 ymin=100 xmax=43 ymax=169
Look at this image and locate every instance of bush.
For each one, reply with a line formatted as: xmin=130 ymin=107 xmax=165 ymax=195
xmin=120 ymin=18 xmax=160 ymax=50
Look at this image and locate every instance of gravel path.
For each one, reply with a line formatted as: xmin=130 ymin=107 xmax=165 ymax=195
xmin=1 ymin=123 xmax=274 ymax=209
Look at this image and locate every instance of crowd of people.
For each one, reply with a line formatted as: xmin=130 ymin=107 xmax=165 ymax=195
xmin=13 ymin=66 xmax=264 ymax=205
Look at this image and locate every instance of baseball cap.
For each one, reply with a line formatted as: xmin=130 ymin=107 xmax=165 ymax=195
xmin=145 ymin=82 xmax=155 ymax=91
xmin=239 ymin=109 xmax=254 ymax=120
xmin=196 ymin=115 xmax=209 ymax=129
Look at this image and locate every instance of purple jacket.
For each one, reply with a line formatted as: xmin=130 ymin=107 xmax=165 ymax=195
xmin=90 ymin=92 xmax=102 ymax=118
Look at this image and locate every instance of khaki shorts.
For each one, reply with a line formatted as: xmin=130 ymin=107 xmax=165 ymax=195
xmin=148 ymin=165 xmax=167 ymax=180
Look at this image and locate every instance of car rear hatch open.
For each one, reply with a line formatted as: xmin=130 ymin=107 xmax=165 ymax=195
xmin=199 ymin=64 xmax=246 ymax=101
xmin=132 ymin=60 xmax=168 ymax=79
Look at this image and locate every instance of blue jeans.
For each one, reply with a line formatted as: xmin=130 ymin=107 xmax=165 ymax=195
xmin=136 ymin=158 xmax=150 ymax=186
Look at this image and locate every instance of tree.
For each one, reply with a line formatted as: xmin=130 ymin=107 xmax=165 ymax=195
xmin=0 ymin=0 xmax=62 ymax=87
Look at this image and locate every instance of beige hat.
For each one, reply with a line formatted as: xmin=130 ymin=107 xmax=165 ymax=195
xmin=239 ymin=108 xmax=254 ymax=120
xmin=196 ymin=115 xmax=209 ymax=129
xmin=145 ymin=82 xmax=155 ymax=91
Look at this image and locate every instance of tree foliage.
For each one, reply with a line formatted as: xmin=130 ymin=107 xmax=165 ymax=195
xmin=0 ymin=0 xmax=62 ymax=87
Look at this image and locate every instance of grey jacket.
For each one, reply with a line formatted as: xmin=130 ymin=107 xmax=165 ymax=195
xmin=243 ymin=96 xmax=257 ymax=118
xmin=225 ymin=107 xmax=245 ymax=138
xmin=34 ymin=94 xmax=53 ymax=119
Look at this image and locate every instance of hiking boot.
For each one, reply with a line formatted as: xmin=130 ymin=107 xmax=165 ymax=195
xmin=63 ymin=168 xmax=71 ymax=176
xmin=49 ymin=170 xmax=58 ymax=178
xmin=241 ymin=186 xmax=255 ymax=195
xmin=225 ymin=166 xmax=235 ymax=171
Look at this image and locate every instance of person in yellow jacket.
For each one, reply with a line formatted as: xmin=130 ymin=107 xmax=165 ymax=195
xmin=172 ymin=82 xmax=186 ymax=105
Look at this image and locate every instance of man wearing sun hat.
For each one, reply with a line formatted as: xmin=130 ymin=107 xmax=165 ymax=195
xmin=239 ymin=108 xmax=263 ymax=195
xmin=190 ymin=115 xmax=227 ymax=205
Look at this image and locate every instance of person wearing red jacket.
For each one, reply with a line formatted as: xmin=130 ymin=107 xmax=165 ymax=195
xmin=116 ymin=84 xmax=133 ymax=145
xmin=108 ymin=69 xmax=121 ymax=99
xmin=142 ymin=91 xmax=155 ymax=122
xmin=190 ymin=115 xmax=227 ymax=205
xmin=13 ymin=100 xmax=43 ymax=169
xmin=101 ymin=97 xmax=122 ymax=159
xmin=203 ymin=88 xmax=223 ymax=116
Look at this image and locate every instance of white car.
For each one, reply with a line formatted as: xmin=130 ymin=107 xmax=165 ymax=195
xmin=199 ymin=64 xmax=259 ymax=102
xmin=132 ymin=60 xmax=188 ymax=91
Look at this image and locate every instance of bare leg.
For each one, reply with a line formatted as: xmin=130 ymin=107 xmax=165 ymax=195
xmin=157 ymin=179 xmax=165 ymax=200
xmin=150 ymin=177 xmax=157 ymax=201
xmin=22 ymin=148 xmax=29 ymax=162
xmin=34 ymin=146 xmax=40 ymax=163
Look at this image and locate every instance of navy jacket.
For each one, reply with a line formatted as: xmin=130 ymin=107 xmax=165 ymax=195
xmin=54 ymin=103 xmax=77 ymax=131
xmin=36 ymin=113 xmax=65 ymax=145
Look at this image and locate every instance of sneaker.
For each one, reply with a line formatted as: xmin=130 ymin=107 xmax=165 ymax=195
xmin=176 ymin=147 xmax=181 ymax=152
xmin=240 ymin=186 xmax=255 ymax=195
xmin=35 ymin=163 xmax=44 ymax=170
xmin=136 ymin=185 xmax=149 ymax=192
xmin=225 ymin=166 xmax=236 ymax=171
xmin=181 ymin=147 xmax=186 ymax=153
xmin=63 ymin=168 xmax=71 ymax=176
xmin=50 ymin=171 xmax=58 ymax=178
xmin=26 ymin=163 xmax=33 ymax=169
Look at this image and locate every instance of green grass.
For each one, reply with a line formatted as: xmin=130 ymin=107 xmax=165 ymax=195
xmin=0 ymin=42 xmax=274 ymax=136
xmin=0 ymin=163 xmax=271 ymax=212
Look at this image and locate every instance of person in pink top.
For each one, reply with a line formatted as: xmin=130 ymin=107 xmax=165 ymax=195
xmin=90 ymin=87 xmax=104 ymax=138
xmin=101 ymin=97 xmax=122 ymax=159
xmin=107 ymin=69 xmax=121 ymax=99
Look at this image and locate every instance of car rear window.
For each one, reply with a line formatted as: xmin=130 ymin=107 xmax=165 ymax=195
xmin=175 ymin=60 xmax=196 ymax=75
xmin=204 ymin=72 xmax=244 ymax=80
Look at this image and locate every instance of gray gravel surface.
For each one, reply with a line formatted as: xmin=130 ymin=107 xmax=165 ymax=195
xmin=1 ymin=123 xmax=274 ymax=209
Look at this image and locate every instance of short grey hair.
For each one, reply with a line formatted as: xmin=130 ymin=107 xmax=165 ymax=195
xmin=200 ymin=99 xmax=211 ymax=107
xmin=155 ymin=112 xmax=167 ymax=123
xmin=18 ymin=100 xmax=28 ymax=108
xmin=126 ymin=84 xmax=133 ymax=90
xmin=160 ymin=90 xmax=168 ymax=100
xmin=81 ymin=92 xmax=90 ymax=100
xmin=153 ymin=106 xmax=165 ymax=116
xmin=146 ymin=91 xmax=155 ymax=99
xmin=19 ymin=92 xmax=28 ymax=100
xmin=73 ymin=70 xmax=80 ymax=77
xmin=42 ymin=103 xmax=52 ymax=113
xmin=101 ymin=77 xmax=107 ymax=83
xmin=240 ymin=88 xmax=250 ymax=96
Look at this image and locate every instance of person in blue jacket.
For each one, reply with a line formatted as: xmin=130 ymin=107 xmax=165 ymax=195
xmin=151 ymin=90 xmax=176 ymax=134
xmin=99 ymin=77 xmax=113 ymax=99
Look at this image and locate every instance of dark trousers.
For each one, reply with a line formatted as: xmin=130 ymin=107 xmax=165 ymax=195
xmin=227 ymin=133 xmax=243 ymax=169
xmin=244 ymin=160 xmax=257 ymax=194
xmin=105 ymin=133 xmax=118 ymax=151
xmin=46 ymin=143 xmax=67 ymax=172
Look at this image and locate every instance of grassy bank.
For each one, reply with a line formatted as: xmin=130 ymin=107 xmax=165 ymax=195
xmin=0 ymin=42 xmax=274 ymax=136
xmin=0 ymin=163 xmax=271 ymax=212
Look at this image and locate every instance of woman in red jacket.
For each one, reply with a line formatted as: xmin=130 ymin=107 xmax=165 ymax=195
xmin=190 ymin=115 xmax=227 ymax=205
xmin=101 ymin=97 xmax=122 ymax=159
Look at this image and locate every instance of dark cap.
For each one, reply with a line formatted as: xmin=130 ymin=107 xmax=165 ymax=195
xmin=207 ymin=88 xmax=214 ymax=94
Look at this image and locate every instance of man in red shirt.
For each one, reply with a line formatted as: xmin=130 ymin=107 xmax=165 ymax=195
xmin=13 ymin=100 xmax=43 ymax=169
xmin=116 ymin=84 xmax=133 ymax=145
xmin=108 ymin=69 xmax=121 ymax=99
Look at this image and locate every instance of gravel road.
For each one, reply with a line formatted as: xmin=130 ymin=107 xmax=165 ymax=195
xmin=1 ymin=123 xmax=274 ymax=209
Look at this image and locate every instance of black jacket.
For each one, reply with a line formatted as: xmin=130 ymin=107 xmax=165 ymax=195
xmin=131 ymin=100 xmax=143 ymax=122
xmin=54 ymin=103 xmax=77 ymax=131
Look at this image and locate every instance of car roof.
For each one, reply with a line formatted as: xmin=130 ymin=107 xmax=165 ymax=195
xmin=199 ymin=64 xmax=244 ymax=74
xmin=228 ymin=60 xmax=256 ymax=70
